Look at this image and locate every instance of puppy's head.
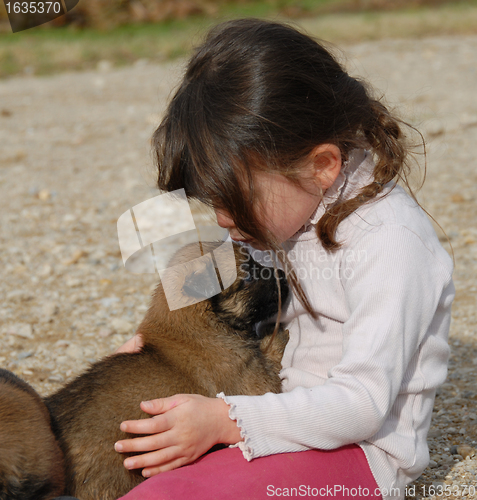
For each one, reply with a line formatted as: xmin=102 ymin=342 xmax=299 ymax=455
xmin=209 ymin=243 xmax=289 ymax=332
xmin=160 ymin=241 xmax=288 ymax=332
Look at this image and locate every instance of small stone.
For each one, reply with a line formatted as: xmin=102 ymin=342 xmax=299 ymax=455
xmin=464 ymin=236 xmax=477 ymax=245
xmin=17 ymin=350 xmax=34 ymax=360
xmin=444 ymin=397 xmax=458 ymax=405
xmin=110 ymin=318 xmax=134 ymax=335
xmin=6 ymin=290 xmax=34 ymax=302
xmin=66 ymin=344 xmax=84 ymax=360
xmin=82 ymin=347 xmax=95 ymax=359
xmin=446 ymin=427 xmax=457 ymax=434
xmin=100 ymin=297 xmax=120 ymax=308
xmin=38 ymin=264 xmax=53 ymax=277
xmin=63 ymin=249 xmax=88 ymax=266
xmin=428 ymin=460 xmax=438 ymax=468
xmin=66 ymin=277 xmax=82 ymax=288
xmin=4 ymin=323 xmax=33 ymax=339
xmin=99 ymin=327 xmax=114 ymax=338
xmin=48 ymin=374 xmax=64 ymax=383
xmin=38 ymin=189 xmax=50 ymax=200
xmin=428 ymin=429 xmax=442 ymax=438
xmin=454 ymin=445 xmax=475 ymax=459
xmin=450 ymin=193 xmax=465 ymax=203
xmin=63 ymin=214 xmax=76 ymax=222
xmin=42 ymin=301 xmax=59 ymax=318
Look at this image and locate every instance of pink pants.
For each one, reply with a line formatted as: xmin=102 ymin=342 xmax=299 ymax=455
xmin=118 ymin=444 xmax=382 ymax=500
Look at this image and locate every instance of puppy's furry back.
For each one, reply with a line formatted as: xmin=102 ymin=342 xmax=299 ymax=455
xmin=0 ymin=368 xmax=65 ymax=500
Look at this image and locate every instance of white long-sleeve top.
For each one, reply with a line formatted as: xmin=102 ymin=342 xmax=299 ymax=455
xmin=218 ymin=149 xmax=454 ymax=500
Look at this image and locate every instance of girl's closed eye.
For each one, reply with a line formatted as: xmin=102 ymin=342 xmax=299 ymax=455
xmin=215 ymin=150 xmax=341 ymax=250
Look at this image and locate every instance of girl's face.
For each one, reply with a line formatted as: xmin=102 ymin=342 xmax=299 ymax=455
xmin=216 ymin=171 xmax=320 ymax=249
xmin=215 ymin=145 xmax=342 ymax=249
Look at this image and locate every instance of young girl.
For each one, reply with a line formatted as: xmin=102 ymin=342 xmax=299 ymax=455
xmin=113 ymin=18 xmax=454 ymax=500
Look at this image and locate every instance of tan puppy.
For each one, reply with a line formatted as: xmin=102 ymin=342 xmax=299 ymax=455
xmin=0 ymin=369 xmax=65 ymax=500
xmin=1 ymin=242 xmax=289 ymax=500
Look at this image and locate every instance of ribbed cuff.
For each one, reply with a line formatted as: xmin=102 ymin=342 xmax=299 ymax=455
xmin=216 ymin=392 xmax=254 ymax=461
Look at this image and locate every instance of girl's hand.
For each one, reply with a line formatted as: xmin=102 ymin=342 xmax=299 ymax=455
xmin=115 ymin=333 xmax=143 ymax=354
xmin=114 ymin=394 xmax=243 ymax=477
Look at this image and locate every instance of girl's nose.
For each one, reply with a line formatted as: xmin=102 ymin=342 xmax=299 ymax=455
xmin=215 ymin=209 xmax=235 ymax=229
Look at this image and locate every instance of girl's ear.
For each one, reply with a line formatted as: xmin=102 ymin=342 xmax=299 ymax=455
xmin=309 ymin=144 xmax=342 ymax=190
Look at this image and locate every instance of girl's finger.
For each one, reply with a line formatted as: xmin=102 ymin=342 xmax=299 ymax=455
xmin=140 ymin=395 xmax=184 ymax=415
xmin=123 ymin=446 xmax=181 ymax=472
xmin=120 ymin=413 xmax=168 ymax=434
xmin=115 ymin=430 xmax=169 ymax=454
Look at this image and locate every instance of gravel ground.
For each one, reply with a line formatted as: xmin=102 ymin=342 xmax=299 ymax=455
xmin=0 ymin=34 xmax=476 ymax=499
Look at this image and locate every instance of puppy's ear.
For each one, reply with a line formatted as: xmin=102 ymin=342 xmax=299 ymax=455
xmin=182 ymin=261 xmax=220 ymax=299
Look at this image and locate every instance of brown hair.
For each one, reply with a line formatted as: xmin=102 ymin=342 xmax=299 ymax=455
xmin=151 ymin=18 xmax=421 ymax=317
